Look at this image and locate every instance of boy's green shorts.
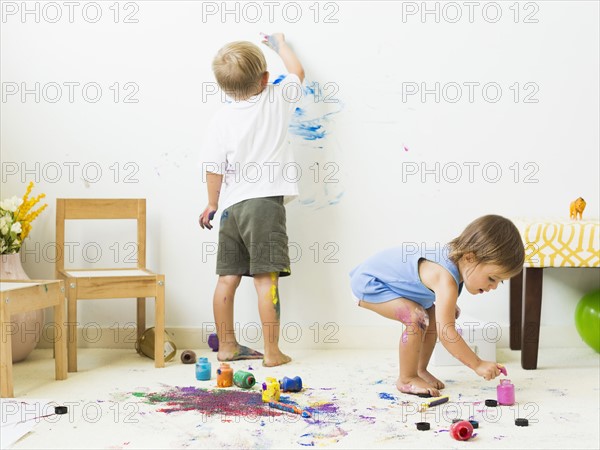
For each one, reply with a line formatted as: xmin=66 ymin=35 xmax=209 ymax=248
xmin=216 ymin=196 xmax=291 ymax=277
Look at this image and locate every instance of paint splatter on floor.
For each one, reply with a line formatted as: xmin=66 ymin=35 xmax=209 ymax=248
xmin=378 ymin=392 xmax=397 ymax=401
xmin=297 ymin=427 xmax=349 ymax=447
xmin=132 ymin=386 xmax=278 ymax=417
xmin=130 ymin=386 xmax=343 ymax=423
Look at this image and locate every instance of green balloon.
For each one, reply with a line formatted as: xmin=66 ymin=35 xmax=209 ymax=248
xmin=575 ymin=289 xmax=600 ymax=353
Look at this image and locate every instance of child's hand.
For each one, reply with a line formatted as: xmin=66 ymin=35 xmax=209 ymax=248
xmin=474 ymin=360 xmax=502 ymax=381
xmin=199 ymin=206 xmax=217 ymax=230
xmin=260 ymin=32 xmax=285 ymax=53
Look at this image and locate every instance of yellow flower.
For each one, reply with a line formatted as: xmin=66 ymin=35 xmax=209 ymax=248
xmin=0 ymin=182 xmax=47 ymax=254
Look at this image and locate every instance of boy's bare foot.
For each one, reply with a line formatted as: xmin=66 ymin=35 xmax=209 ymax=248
xmin=396 ymin=376 xmax=441 ymax=397
xmin=217 ymin=345 xmax=263 ymax=361
xmin=418 ymin=369 xmax=445 ymax=390
xmin=263 ymin=351 xmax=292 ymax=367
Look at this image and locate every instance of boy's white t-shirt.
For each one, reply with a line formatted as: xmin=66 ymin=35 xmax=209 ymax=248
xmin=200 ymin=74 xmax=302 ymax=212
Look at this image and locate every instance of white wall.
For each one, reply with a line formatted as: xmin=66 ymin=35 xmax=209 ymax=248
xmin=2 ymin=1 xmax=599 ymax=349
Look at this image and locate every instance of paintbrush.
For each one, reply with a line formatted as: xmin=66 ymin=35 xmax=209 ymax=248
xmin=420 ymin=395 xmax=450 ymax=411
xmin=268 ymin=401 xmax=312 ymax=418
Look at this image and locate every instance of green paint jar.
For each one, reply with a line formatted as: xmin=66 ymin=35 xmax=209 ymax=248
xmin=233 ymin=370 xmax=256 ymax=389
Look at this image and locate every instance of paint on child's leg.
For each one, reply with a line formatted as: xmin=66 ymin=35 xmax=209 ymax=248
xmin=397 ymin=305 xmax=428 ymax=344
xmin=394 ymin=305 xmax=411 ymax=323
xmin=415 ymin=308 xmax=429 ymax=332
xmin=396 ymin=306 xmax=413 ymax=345
xmin=270 ymin=272 xmax=280 ymax=318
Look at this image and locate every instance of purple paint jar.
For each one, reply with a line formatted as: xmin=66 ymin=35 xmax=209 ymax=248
xmin=208 ymin=333 xmax=219 ymax=352
xmin=497 ymin=379 xmax=515 ymax=406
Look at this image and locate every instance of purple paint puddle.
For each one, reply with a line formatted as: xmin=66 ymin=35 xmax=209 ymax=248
xmin=132 ymin=386 xmax=278 ymax=417
xmin=131 ymin=386 xmax=340 ymax=422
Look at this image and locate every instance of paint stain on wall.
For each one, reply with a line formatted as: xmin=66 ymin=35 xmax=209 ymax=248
xmin=271 ymin=74 xmax=345 ymax=210
xmin=288 ymin=81 xmax=342 ymax=141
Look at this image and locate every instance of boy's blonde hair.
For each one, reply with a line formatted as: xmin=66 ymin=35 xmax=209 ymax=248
xmin=448 ymin=215 xmax=525 ymax=278
xmin=212 ymin=41 xmax=267 ymax=100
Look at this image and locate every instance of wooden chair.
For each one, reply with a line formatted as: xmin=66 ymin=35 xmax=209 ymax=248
xmin=55 ymin=199 xmax=165 ymax=372
xmin=0 ymin=279 xmax=67 ymax=397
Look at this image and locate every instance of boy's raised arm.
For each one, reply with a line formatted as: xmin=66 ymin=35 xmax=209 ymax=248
xmin=261 ymin=33 xmax=305 ymax=83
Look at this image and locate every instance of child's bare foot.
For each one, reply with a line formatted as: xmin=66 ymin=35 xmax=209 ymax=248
xmin=396 ymin=376 xmax=441 ymax=397
xmin=418 ymin=369 xmax=445 ymax=390
xmin=217 ymin=345 xmax=263 ymax=361
xmin=263 ymin=351 xmax=292 ymax=367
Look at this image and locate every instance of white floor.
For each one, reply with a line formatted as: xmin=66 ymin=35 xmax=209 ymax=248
xmin=3 ymin=346 xmax=599 ymax=449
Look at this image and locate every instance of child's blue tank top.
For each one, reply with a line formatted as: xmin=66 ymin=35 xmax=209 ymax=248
xmin=349 ymin=245 xmax=463 ymax=308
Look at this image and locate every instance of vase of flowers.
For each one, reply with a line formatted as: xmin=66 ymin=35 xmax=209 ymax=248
xmin=0 ymin=182 xmax=48 ymax=362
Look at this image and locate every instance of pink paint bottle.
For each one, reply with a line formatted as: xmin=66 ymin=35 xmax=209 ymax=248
xmin=497 ymin=379 xmax=515 ymax=406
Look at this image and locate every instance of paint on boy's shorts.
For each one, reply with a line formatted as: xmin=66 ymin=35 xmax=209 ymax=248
xmin=220 ymin=210 xmax=229 ymax=223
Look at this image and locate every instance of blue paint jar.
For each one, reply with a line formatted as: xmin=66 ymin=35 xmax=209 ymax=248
xmin=195 ymin=357 xmax=211 ymax=381
xmin=279 ymin=376 xmax=302 ymax=392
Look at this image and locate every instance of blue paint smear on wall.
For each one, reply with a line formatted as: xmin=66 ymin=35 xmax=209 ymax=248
xmin=289 ymin=108 xmax=326 ymax=140
xmin=270 ymin=74 xmax=345 ymax=209
xmin=271 ymin=74 xmax=342 ymax=142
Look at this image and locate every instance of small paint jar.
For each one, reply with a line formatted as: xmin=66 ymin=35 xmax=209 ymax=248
xmin=233 ymin=370 xmax=256 ymax=389
xmin=181 ymin=350 xmax=196 ymax=364
xmin=195 ymin=357 xmax=211 ymax=381
xmin=279 ymin=376 xmax=303 ymax=392
xmin=208 ymin=333 xmax=219 ymax=352
xmin=497 ymin=379 xmax=515 ymax=406
xmin=450 ymin=420 xmax=474 ymax=441
xmin=261 ymin=377 xmax=281 ymax=403
xmin=216 ymin=363 xmax=233 ymax=387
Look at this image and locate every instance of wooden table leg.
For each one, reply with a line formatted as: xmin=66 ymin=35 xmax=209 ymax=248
xmin=509 ymin=270 xmax=523 ymax=350
xmin=54 ymin=284 xmax=67 ymax=381
xmin=521 ymin=267 xmax=544 ymax=369
xmin=0 ymin=298 xmax=14 ymax=397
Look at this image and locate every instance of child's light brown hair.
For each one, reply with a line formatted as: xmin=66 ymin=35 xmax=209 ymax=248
xmin=448 ymin=215 xmax=525 ymax=278
xmin=212 ymin=41 xmax=267 ymax=100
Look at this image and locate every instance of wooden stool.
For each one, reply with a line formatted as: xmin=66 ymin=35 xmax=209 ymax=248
xmin=510 ymin=218 xmax=600 ymax=369
xmin=0 ymin=280 xmax=67 ymax=397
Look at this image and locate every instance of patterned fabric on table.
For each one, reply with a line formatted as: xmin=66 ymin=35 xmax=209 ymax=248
xmin=513 ymin=218 xmax=600 ymax=268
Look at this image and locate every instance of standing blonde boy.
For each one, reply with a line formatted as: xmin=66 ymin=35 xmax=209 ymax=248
xmin=199 ymin=34 xmax=304 ymax=367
